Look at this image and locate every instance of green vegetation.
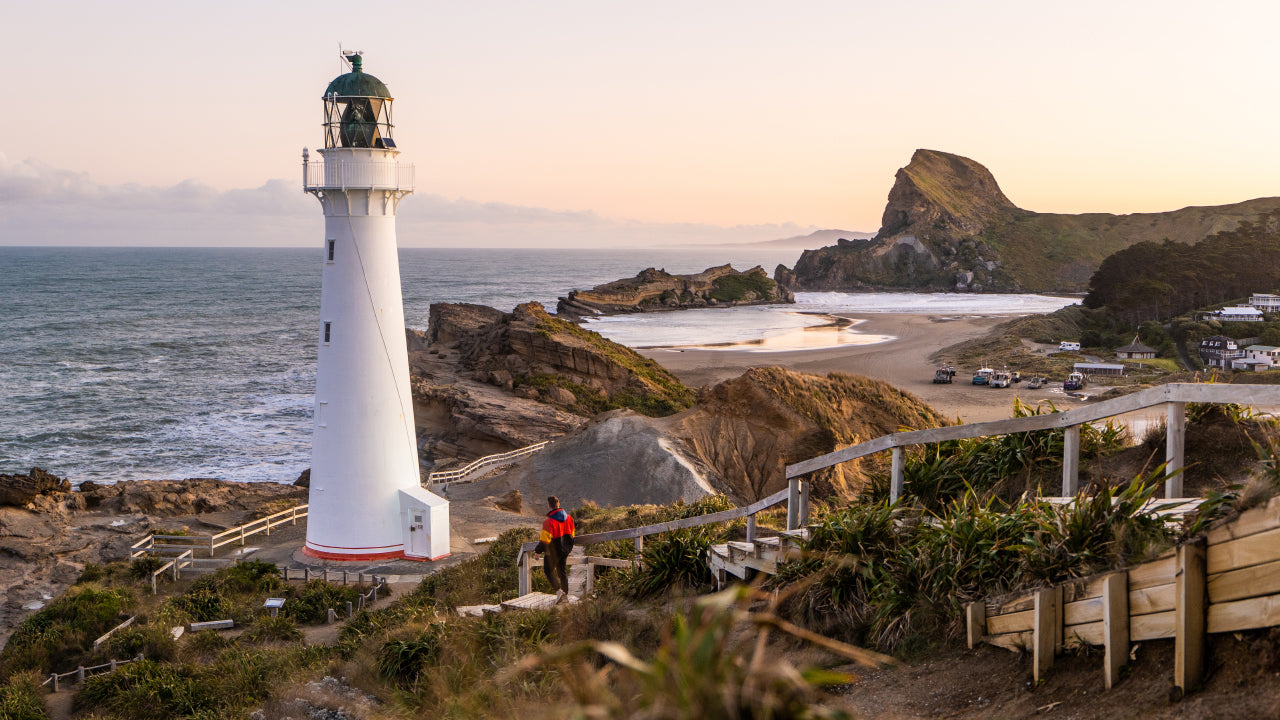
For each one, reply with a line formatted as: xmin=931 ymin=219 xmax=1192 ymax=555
xmin=529 ymin=309 xmax=696 ymax=417
xmin=708 ymin=270 xmax=776 ymax=302
xmin=0 ymin=587 xmax=133 ymax=678
xmin=0 ymin=672 xmax=48 ymax=720
xmin=779 ymin=478 xmax=1174 ymax=652
xmin=1084 ymin=214 xmax=1280 ymax=326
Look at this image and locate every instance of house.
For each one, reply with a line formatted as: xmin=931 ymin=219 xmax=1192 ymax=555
xmin=1213 ymin=306 xmax=1263 ymax=322
xmin=1115 ymin=335 xmax=1157 ymax=360
xmin=1231 ymin=344 xmax=1280 ymax=371
xmin=1199 ymin=335 xmax=1245 ymax=368
xmin=1073 ymin=362 xmax=1125 ymax=377
xmin=1250 ymin=294 xmax=1280 ymax=312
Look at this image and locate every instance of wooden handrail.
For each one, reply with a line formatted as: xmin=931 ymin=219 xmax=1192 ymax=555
xmin=787 ymin=383 xmax=1280 ymax=478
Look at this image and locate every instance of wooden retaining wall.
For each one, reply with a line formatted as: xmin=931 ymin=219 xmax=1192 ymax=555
xmin=968 ymin=494 xmax=1280 ymax=693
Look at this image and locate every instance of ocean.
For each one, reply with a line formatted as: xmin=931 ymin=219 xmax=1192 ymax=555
xmin=0 ymin=246 xmax=1076 ymax=485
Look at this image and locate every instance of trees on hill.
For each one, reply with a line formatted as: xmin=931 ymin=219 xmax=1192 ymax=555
xmin=1083 ymin=214 xmax=1280 ymax=327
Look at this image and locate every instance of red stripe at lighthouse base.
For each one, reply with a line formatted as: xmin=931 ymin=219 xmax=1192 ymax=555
xmin=302 ymin=544 xmax=451 ymax=562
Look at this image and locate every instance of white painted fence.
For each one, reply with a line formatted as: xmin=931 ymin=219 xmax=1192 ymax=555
xmin=427 ymin=441 xmax=550 ymax=489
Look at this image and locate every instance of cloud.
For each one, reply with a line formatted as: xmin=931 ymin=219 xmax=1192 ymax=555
xmin=0 ymin=154 xmax=816 ymax=248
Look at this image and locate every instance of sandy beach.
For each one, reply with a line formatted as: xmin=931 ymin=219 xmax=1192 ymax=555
xmin=641 ymin=312 xmax=1084 ymax=424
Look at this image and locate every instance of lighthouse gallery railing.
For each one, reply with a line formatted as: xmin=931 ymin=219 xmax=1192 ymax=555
xmin=304 ymin=161 xmax=414 ymax=191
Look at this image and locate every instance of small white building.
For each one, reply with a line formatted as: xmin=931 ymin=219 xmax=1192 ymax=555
xmin=1115 ymin=336 xmax=1157 ymax=360
xmin=1250 ymin=294 xmax=1280 ymax=312
xmin=1074 ymin=362 xmax=1125 ymax=377
xmin=1214 ymin=306 xmax=1263 ymax=322
xmin=1231 ymin=345 xmax=1280 ymax=371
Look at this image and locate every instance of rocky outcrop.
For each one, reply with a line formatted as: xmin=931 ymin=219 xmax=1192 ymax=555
xmin=0 ymin=468 xmax=71 ymax=507
xmin=785 ymin=149 xmax=1280 ymax=293
xmin=556 ymin=265 xmax=793 ymax=317
xmin=421 ymin=302 xmax=695 ymax=419
xmin=669 ymin=367 xmax=949 ymax=501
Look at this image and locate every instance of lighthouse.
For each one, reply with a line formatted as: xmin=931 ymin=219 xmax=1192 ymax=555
xmin=301 ymin=53 xmax=448 ymax=561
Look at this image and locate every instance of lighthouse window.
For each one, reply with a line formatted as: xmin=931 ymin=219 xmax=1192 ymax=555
xmin=323 ymin=322 xmax=332 ymax=344
xmin=327 ymin=239 xmax=335 ymax=262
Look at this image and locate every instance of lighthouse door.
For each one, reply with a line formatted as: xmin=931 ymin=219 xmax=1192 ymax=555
xmin=409 ymin=511 xmax=428 ymax=556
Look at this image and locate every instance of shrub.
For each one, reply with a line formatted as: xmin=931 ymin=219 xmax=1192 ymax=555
xmin=0 ymin=671 xmax=48 ymax=720
xmin=239 ymin=615 xmax=303 ymax=645
xmin=282 ymin=580 xmax=364 ymax=625
xmin=624 ymin=529 xmax=714 ymax=599
xmin=0 ymin=587 xmax=133 ymax=677
xmin=75 ymin=660 xmax=210 ymax=720
xmin=377 ymin=622 xmax=446 ymax=688
xmin=129 ymin=556 xmax=165 ymax=580
xmin=106 ymin=623 xmax=179 ymax=664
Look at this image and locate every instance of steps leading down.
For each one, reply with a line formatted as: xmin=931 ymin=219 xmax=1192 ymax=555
xmin=708 ymin=528 xmax=809 ymax=588
xmin=457 ymin=547 xmax=588 ymax=617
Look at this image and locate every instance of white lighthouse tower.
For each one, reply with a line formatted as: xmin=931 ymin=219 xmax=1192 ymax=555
xmin=302 ymin=53 xmax=448 ymax=562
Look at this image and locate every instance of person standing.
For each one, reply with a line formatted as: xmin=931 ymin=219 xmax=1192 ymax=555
xmin=534 ymin=495 xmax=575 ymax=602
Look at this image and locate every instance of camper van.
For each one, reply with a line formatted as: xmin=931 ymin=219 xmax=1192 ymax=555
xmin=1059 ymin=341 xmax=1081 ymax=352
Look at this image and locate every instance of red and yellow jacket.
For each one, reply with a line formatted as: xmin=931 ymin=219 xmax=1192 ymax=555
xmin=535 ymin=507 xmax=575 ymax=555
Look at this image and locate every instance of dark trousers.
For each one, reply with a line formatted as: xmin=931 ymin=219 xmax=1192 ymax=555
xmin=543 ymin=542 xmax=569 ymax=593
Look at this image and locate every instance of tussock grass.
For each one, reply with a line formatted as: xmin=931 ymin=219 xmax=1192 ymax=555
xmin=0 ymin=586 xmax=134 ymax=678
xmin=0 ymin=671 xmax=48 ymax=720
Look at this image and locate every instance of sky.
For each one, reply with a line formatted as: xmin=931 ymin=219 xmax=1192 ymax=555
xmin=4 ymin=0 xmax=1280 ymax=248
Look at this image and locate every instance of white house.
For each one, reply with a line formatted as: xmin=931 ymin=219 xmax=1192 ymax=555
xmin=1231 ymin=345 xmax=1280 ymax=371
xmin=1214 ymin=306 xmax=1263 ymax=322
xmin=1250 ymin=294 xmax=1280 ymax=312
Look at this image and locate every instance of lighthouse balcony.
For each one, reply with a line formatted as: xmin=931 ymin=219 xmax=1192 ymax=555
xmin=304 ymin=160 xmax=415 ymax=192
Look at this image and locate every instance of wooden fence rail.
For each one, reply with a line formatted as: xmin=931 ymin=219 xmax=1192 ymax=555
xmin=131 ymin=504 xmax=309 ymax=561
xmin=968 ymin=494 xmax=1280 ymax=693
xmin=787 ymin=383 xmax=1280 ymax=501
xmin=40 ymin=654 xmax=144 ymax=693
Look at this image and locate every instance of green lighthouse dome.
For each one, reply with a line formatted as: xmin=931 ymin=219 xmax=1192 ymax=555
xmin=324 ymin=54 xmax=392 ymax=99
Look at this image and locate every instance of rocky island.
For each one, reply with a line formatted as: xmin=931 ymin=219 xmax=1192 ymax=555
xmin=779 ymin=148 xmax=1280 ymax=293
xmin=556 ymin=264 xmax=793 ymax=318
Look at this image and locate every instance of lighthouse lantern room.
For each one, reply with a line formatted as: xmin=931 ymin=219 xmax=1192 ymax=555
xmin=302 ymin=53 xmax=448 ymax=562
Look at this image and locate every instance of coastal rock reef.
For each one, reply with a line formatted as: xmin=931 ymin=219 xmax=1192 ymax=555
xmin=557 ymin=264 xmax=793 ymax=317
xmin=408 ymin=301 xmax=696 ymax=470
xmin=780 ymin=148 xmax=1280 ymax=293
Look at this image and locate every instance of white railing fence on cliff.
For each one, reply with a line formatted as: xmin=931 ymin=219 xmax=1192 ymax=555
xmin=130 ymin=504 xmax=309 ymax=563
xmin=427 ymin=441 xmax=550 ymax=490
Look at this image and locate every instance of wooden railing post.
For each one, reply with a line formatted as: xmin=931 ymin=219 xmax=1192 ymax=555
xmin=51 ymin=673 xmax=58 ymax=693
xmin=965 ymin=601 xmax=986 ymax=649
xmin=798 ymin=479 xmax=810 ymax=527
xmin=76 ymin=666 xmax=85 ymax=684
xmin=1175 ymin=538 xmax=1207 ymax=695
xmin=1033 ymin=587 xmax=1060 ymax=683
xmin=1062 ymin=425 xmax=1080 ymax=495
xmin=517 ymin=551 xmax=531 ymax=596
xmin=1102 ymin=571 xmax=1129 ymax=690
xmin=786 ymin=477 xmax=801 ymax=530
xmin=745 ymin=515 xmax=757 ymax=543
xmin=1166 ymin=402 xmax=1186 ymax=498
xmin=634 ymin=537 xmax=644 ymax=554
xmin=889 ymin=447 xmax=905 ymax=503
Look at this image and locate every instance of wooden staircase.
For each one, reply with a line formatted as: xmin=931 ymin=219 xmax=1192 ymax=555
xmin=457 ymin=547 xmax=588 ymax=617
xmin=708 ymin=529 xmax=809 ymax=588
